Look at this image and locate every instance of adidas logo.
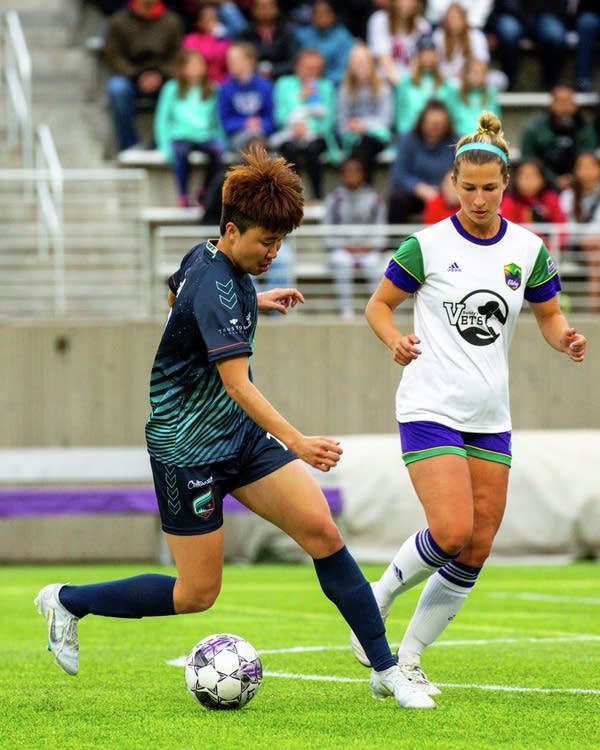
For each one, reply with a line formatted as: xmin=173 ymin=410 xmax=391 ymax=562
xmin=447 ymin=261 xmax=461 ymax=272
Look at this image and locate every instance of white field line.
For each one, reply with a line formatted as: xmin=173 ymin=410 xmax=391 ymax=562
xmin=168 ymin=634 xmax=600 ymax=664
xmin=263 ymin=672 xmax=600 ymax=695
xmin=489 ymin=592 xmax=600 ymax=605
xmin=168 ymin=634 xmax=600 ymax=695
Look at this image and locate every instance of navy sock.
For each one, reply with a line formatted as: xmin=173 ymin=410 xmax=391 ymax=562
xmin=313 ymin=546 xmax=395 ymax=671
xmin=59 ymin=574 xmax=177 ymax=619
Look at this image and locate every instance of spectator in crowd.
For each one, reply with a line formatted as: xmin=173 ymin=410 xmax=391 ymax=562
xmin=270 ymin=48 xmax=337 ymax=200
xmin=500 ymin=158 xmax=567 ymax=255
xmin=424 ymin=0 xmax=494 ymax=30
xmin=277 ymin=0 xmax=311 ymax=24
xmin=520 ymin=84 xmax=597 ymax=192
xmin=446 ymin=57 xmax=501 ymax=136
xmin=216 ymin=0 xmax=251 ymax=35
xmin=218 ymin=41 xmax=275 ymax=151
xmin=89 ymin=1 xmax=126 ymax=14
xmin=154 ymin=48 xmax=226 ymax=207
xmin=394 ymin=34 xmax=454 ymax=134
xmin=366 ymin=0 xmax=432 ymax=86
xmin=336 ymin=43 xmax=393 ymax=183
xmin=168 ymin=0 xmax=249 ymax=35
xmin=431 ymin=2 xmax=501 ymax=89
xmin=294 ymin=1 xmax=356 ymax=87
xmin=182 ymin=3 xmax=231 ymax=84
xmin=323 ymin=158 xmax=387 ymax=318
xmin=104 ymin=0 xmax=183 ymax=153
xmin=560 ymin=151 xmax=600 ymax=312
xmin=335 ymin=0 xmax=377 ymax=41
xmin=422 ymin=167 xmax=459 ymax=223
xmin=572 ymin=1 xmax=600 ymax=93
xmin=487 ymin=1 xmax=569 ymax=90
xmin=236 ymin=0 xmax=299 ymax=79
xmin=388 ymin=98 xmax=456 ymax=223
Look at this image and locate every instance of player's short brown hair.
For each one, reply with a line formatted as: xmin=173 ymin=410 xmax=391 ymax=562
xmin=220 ymin=145 xmax=304 ymax=235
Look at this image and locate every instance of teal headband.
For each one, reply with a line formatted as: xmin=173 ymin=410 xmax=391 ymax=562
xmin=455 ymin=142 xmax=508 ymax=164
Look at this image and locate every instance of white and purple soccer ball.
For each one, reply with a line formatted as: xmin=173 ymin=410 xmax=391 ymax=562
xmin=185 ymin=633 xmax=263 ymax=710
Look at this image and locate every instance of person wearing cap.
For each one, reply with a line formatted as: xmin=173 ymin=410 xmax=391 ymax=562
xmin=349 ymin=111 xmax=586 ymax=699
xmin=393 ymin=33 xmax=455 ymax=135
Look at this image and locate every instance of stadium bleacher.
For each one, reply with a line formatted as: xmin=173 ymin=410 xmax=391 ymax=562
xmin=2 ymin=4 xmax=599 ymax=318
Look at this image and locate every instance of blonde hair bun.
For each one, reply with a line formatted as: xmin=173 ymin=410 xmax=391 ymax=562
xmin=476 ymin=111 xmax=504 ymax=139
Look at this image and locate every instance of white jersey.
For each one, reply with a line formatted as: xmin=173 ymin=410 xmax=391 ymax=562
xmin=386 ymin=215 xmax=560 ymax=432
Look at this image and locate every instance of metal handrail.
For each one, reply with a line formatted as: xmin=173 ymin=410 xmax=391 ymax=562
xmin=152 ymin=221 xmax=594 ymax=315
xmin=35 ymin=124 xmax=65 ymax=313
xmin=0 ymin=164 xmax=150 ymax=318
xmin=2 ymin=11 xmax=33 ymax=168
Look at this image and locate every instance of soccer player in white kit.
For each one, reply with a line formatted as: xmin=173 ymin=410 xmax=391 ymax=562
xmin=350 ymin=112 xmax=587 ymax=696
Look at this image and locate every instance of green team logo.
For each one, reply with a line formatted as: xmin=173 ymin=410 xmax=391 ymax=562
xmin=193 ymin=491 xmax=215 ymax=520
xmin=504 ymin=262 xmax=522 ymax=290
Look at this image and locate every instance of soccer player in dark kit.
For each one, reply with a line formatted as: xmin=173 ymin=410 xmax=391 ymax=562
xmin=36 ymin=145 xmax=434 ymax=709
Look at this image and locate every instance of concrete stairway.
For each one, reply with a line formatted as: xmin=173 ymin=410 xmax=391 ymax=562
xmin=0 ymin=0 xmax=107 ymax=168
xmin=0 ymin=1 xmax=154 ymax=319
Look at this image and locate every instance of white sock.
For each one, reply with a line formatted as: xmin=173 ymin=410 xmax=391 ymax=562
xmin=373 ymin=529 xmax=455 ymax=613
xmin=397 ymin=561 xmax=481 ymax=660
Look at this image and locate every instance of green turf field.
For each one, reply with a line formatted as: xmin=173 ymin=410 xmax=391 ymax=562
xmin=1 ymin=562 xmax=598 ymax=750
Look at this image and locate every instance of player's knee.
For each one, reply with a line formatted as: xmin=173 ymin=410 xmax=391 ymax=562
xmin=299 ymin=517 xmax=344 ymax=559
xmin=432 ymin=524 xmax=472 ymax=556
xmin=175 ymin=581 xmax=221 ymax=614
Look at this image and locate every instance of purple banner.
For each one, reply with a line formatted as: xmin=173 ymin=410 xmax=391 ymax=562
xmin=0 ymin=486 xmax=343 ymax=518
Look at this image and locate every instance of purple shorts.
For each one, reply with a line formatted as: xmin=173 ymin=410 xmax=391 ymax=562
xmin=398 ymin=420 xmax=512 ymax=467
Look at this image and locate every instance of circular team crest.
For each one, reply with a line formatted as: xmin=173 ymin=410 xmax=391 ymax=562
xmin=443 ymin=290 xmax=508 ymax=346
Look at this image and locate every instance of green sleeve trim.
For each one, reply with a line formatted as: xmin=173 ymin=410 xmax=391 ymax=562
xmin=527 ymin=242 xmax=559 ymax=289
xmin=392 ymin=235 xmax=425 ymax=284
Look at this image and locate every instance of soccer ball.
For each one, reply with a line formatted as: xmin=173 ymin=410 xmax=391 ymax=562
xmin=185 ymin=633 xmax=263 ymax=710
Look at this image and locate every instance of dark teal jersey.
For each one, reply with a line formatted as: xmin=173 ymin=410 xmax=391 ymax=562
xmin=145 ymin=240 xmax=258 ymax=466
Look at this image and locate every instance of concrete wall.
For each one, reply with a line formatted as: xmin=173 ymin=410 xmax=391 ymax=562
xmin=1 ymin=315 xmax=598 ymax=448
xmin=0 ymin=514 xmax=159 ymax=562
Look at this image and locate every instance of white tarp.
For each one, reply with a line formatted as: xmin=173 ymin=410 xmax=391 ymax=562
xmin=1 ymin=431 xmax=599 ymax=562
xmin=328 ymin=431 xmax=600 ymax=562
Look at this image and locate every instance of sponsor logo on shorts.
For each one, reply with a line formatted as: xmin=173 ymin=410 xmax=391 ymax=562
xmin=192 ymin=491 xmax=215 ymax=520
xmin=187 ymin=476 xmax=213 ymax=490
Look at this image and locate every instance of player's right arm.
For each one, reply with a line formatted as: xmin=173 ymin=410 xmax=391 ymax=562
xmin=216 ymin=355 xmax=342 ymax=472
xmin=365 ymin=278 xmax=420 ymax=366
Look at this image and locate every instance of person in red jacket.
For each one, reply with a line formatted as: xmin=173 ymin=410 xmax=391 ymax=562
xmin=500 ymin=158 xmax=567 ymax=254
xmin=422 ymin=169 xmax=460 ymax=224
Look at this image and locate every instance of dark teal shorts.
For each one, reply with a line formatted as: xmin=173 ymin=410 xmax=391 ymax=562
xmin=150 ymin=421 xmax=297 ymax=535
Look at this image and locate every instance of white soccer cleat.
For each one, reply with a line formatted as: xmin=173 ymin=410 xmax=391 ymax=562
xmin=35 ymin=583 xmax=79 ymax=676
xmin=370 ymin=665 xmax=436 ymax=709
xmin=397 ymin=660 xmax=441 ymax=696
xmin=350 ymin=584 xmax=389 ymax=667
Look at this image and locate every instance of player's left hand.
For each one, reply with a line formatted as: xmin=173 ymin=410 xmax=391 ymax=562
xmin=560 ymin=327 xmax=586 ymax=362
xmin=257 ymin=288 xmax=305 ymax=315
